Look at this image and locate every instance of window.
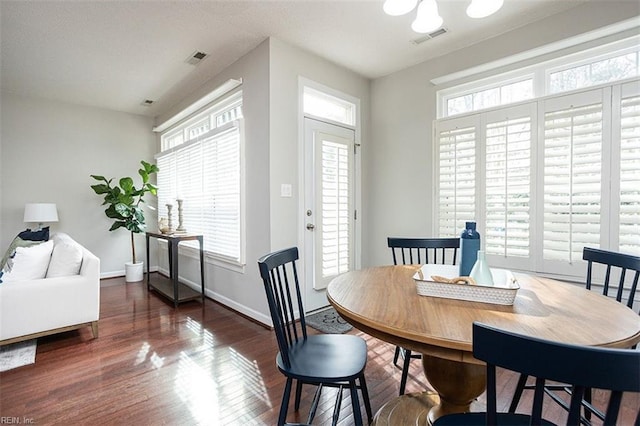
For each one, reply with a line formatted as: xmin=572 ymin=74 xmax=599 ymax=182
xmin=435 ymin=81 xmax=640 ymax=278
xmin=436 ymin=35 xmax=640 ymax=278
xmin=304 ymin=87 xmax=355 ymax=126
xmin=548 ymin=50 xmax=639 ymax=94
xmin=445 ymin=78 xmax=534 ymax=117
xmin=436 ymin=119 xmax=476 ymax=238
xmin=320 ymin=139 xmax=352 ymax=277
xmin=156 ymin=91 xmax=244 ymax=265
xmin=617 ymin=85 xmax=640 ymax=254
xmin=542 ymin=96 xmax=603 ymax=265
xmin=439 ymin=35 xmax=640 ymax=118
xmin=485 ymin=110 xmax=532 ymax=260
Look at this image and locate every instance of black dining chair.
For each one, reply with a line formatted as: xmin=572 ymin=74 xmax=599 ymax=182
xmin=387 ymin=237 xmax=459 ymax=395
xmin=508 ymin=246 xmax=640 ymax=423
xmin=258 ymin=247 xmax=372 ymax=426
xmin=434 ymin=322 xmax=640 ymax=426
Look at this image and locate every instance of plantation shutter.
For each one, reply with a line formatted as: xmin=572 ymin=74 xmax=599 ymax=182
xmin=320 ymin=138 xmax=352 ymax=279
xmin=483 ymin=104 xmax=535 ymax=268
xmin=436 ymin=116 xmax=477 ymax=238
xmin=435 ymin=81 xmax=639 ymax=278
xmin=542 ymin=90 xmax=603 ymax=268
xmin=619 ymin=88 xmax=640 ymax=255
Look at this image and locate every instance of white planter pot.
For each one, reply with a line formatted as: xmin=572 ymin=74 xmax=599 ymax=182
xmin=125 ymin=261 xmax=144 ymax=282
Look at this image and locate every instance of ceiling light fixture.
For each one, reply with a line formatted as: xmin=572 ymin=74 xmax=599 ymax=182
xmin=467 ymin=0 xmax=504 ymax=18
xmin=383 ymin=0 xmax=504 ymax=33
xmin=411 ymin=0 xmax=443 ymax=34
xmin=383 ymin=0 xmax=418 ymax=16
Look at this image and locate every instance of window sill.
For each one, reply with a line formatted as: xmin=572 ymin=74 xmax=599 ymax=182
xmin=157 ymin=244 xmax=245 ymax=274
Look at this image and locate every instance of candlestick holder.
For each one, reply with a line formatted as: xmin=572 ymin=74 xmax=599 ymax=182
xmin=176 ymin=199 xmax=186 ymax=232
xmin=166 ymin=204 xmax=174 ymax=233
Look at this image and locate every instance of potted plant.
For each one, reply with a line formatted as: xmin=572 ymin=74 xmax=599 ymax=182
xmin=90 ymin=160 xmax=159 ymax=282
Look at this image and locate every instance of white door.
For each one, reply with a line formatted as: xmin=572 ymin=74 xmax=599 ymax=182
xmin=303 ymin=117 xmax=356 ymax=312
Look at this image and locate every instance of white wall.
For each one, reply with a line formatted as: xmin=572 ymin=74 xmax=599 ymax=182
xmin=152 ymin=37 xmax=370 ymax=325
xmin=154 ymin=39 xmax=272 ymax=324
xmin=366 ymin=1 xmax=640 ymax=268
xmin=0 ymin=93 xmax=157 ymax=275
xmin=268 ymin=38 xmax=371 ymax=251
xmin=268 ymin=38 xmax=370 ymax=312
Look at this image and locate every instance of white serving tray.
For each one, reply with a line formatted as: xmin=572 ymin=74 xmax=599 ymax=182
xmin=412 ymin=264 xmax=519 ymax=306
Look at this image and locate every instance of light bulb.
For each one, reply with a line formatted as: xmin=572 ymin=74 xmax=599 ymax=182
xmin=383 ymin=0 xmax=419 ymax=16
xmin=466 ymin=0 xmax=504 ymax=18
xmin=411 ymin=0 xmax=443 ymax=33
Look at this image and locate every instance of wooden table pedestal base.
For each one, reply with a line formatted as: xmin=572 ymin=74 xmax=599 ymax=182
xmin=372 ymin=392 xmax=439 ymax=426
xmin=423 ymin=355 xmax=486 ymax=424
xmin=373 ymin=355 xmax=486 ymax=426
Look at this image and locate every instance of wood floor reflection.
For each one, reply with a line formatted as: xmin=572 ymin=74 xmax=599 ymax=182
xmin=1 ymin=274 xmax=637 ymax=425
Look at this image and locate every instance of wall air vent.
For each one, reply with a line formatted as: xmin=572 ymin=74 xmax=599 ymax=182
xmin=410 ymin=27 xmax=448 ymax=45
xmin=186 ymin=51 xmax=208 ymax=66
xmin=141 ymin=99 xmax=154 ymax=107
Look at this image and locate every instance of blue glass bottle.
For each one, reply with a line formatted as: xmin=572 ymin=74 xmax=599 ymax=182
xmin=459 ymin=221 xmax=480 ymax=276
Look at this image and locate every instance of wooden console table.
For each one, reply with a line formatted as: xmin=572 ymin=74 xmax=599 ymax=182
xmin=145 ymin=232 xmax=205 ymax=308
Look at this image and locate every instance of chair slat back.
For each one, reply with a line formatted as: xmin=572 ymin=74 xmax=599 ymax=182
xmin=258 ymin=247 xmax=307 ymax=368
xmin=473 ymin=322 xmax=640 ymax=426
xmin=387 ymin=237 xmax=459 ymax=266
xmin=583 ymin=247 xmax=640 ymax=310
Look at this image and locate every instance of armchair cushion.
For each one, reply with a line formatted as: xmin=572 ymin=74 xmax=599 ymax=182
xmin=46 ymin=233 xmax=83 ymax=278
xmin=0 ymin=237 xmax=42 ymax=271
xmin=1 ymin=240 xmax=53 ymax=282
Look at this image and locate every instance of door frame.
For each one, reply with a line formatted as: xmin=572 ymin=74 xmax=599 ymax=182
xmin=297 ymin=77 xmax=362 ymax=310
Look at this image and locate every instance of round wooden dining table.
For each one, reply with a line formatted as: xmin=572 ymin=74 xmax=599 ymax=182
xmin=327 ymin=265 xmax=640 ymax=425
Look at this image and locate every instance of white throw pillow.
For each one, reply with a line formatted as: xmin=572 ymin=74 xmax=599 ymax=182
xmin=46 ymin=233 xmax=83 ymax=278
xmin=2 ymin=239 xmax=54 ymax=282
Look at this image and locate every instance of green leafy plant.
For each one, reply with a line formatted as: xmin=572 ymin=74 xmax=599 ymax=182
xmin=90 ymin=160 xmax=159 ymax=264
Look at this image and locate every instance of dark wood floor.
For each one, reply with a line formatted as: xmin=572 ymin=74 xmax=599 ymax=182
xmin=1 ymin=274 xmax=637 ymax=425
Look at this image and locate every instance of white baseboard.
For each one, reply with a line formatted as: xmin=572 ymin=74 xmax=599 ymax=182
xmin=155 ymin=267 xmax=272 ymax=327
xmin=100 ymin=265 xmax=159 ymax=280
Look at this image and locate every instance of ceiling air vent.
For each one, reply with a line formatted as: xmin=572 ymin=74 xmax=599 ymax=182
xmin=141 ymin=99 xmax=154 ymax=107
xmin=410 ymin=27 xmax=448 ymax=45
xmin=185 ymin=51 xmax=208 ymax=66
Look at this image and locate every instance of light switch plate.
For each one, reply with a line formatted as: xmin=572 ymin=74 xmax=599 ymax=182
xmin=281 ymin=183 xmax=292 ymax=198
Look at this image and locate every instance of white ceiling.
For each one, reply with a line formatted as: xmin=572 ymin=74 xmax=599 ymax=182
xmin=0 ymin=0 xmax=595 ymax=117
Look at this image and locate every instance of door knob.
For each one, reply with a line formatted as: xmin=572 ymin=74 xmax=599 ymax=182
xmin=306 ymin=223 xmax=315 ymax=231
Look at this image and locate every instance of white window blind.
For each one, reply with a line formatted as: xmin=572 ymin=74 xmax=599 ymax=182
xmin=485 ymin=112 xmax=532 ymax=260
xmin=619 ymin=93 xmax=640 ymax=255
xmin=157 ymin=123 xmax=242 ymax=263
xmin=175 ymin=141 xmax=204 ymax=237
xmin=542 ymin=95 xmax=603 ymax=266
xmin=436 ymin=121 xmax=477 ymax=238
xmin=321 ymin=140 xmax=351 ymax=277
xmin=203 ymin=128 xmax=241 ymax=259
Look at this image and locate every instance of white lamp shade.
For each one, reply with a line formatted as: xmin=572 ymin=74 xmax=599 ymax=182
xmin=412 ymin=0 xmax=443 ymax=33
xmin=24 ymin=203 xmax=59 ymax=224
xmin=383 ymin=0 xmax=418 ymax=16
xmin=466 ymin=0 xmax=504 ymax=18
